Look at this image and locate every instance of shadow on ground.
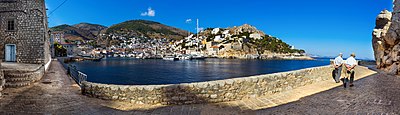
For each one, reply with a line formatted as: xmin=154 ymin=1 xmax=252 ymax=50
xmin=96 ymin=67 xmax=400 ymax=114
xmin=256 ymin=72 xmax=400 ymax=114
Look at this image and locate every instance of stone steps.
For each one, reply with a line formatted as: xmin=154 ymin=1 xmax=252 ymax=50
xmin=6 ymin=77 xmax=32 ymax=82
xmin=4 ymin=72 xmax=36 ymax=88
xmin=3 ymin=68 xmax=44 ymax=88
xmin=4 ymin=72 xmax=36 ymax=79
xmin=2 ymin=65 xmax=43 ymax=73
xmin=5 ymin=81 xmax=31 ymax=88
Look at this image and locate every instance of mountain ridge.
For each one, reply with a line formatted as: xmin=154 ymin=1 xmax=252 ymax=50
xmin=104 ymin=20 xmax=189 ymax=40
xmin=50 ymin=23 xmax=107 ymax=41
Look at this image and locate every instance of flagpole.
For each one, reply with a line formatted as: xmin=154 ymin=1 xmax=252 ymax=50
xmin=197 ymin=19 xmax=199 ymax=39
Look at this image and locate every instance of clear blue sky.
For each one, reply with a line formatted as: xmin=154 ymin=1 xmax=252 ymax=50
xmin=45 ymin=0 xmax=392 ymax=60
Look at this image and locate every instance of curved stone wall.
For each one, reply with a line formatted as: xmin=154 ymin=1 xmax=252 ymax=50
xmin=81 ymin=65 xmax=371 ymax=105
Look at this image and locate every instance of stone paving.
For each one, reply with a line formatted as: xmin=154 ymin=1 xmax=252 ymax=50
xmin=0 ymin=61 xmax=399 ymax=114
xmin=257 ymin=68 xmax=400 ymax=115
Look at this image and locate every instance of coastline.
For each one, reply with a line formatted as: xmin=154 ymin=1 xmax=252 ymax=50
xmin=214 ymin=54 xmax=314 ymax=60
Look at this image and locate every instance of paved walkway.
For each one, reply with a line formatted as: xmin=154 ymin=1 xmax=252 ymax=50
xmin=0 ymin=61 xmax=399 ymax=114
xmin=257 ymin=68 xmax=400 ymax=115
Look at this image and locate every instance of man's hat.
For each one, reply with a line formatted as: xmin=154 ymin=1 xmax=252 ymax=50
xmin=351 ymin=53 xmax=356 ymax=57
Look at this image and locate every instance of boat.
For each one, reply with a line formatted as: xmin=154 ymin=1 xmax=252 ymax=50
xmin=127 ymin=53 xmax=135 ymax=58
xmin=163 ymin=56 xmax=178 ymax=61
xmin=91 ymin=57 xmax=102 ymax=62
xmin=136 ymin=53 xmax=144 ymax=59
xmin=176 ymin=54 xmax=192 ymax=60
xmin=83 ymin=56 xmax=103 ymax=62
xmin=191 ymin=54 xmax=205 ymax=60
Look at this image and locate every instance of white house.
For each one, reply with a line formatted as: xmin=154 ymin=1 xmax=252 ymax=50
xmin=214 ymin=35 xmax=224 ymax=42
xmin=250 ymin=33 xmax=262 ymax=40
xmin=212 ymin=28 xmax=220 ymax=35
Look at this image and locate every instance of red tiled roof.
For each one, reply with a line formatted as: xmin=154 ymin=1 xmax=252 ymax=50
xmin=211 ymin=46 xmax=220 ymax=48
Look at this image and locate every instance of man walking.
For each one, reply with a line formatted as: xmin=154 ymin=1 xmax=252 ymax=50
xmin=343 ymin=53 xmax=357 ymax=88
xmin=333 ymin=53 xmax=343 ymax=83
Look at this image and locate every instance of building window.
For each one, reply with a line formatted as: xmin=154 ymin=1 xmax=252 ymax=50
xmin=7 ymin=19 xmax=16 ymax=31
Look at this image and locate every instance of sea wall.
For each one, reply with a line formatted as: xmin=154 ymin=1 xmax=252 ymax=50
xmin=82 ymin=65 xmax=370 ymax=105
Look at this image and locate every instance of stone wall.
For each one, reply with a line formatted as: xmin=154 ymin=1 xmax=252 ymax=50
xmin=0 ymin=0 xmax=50 ymax=64
xmin=0 ymin=61 xmax=4 ymax=96
xmin=82 ymin=65 xmax=371 ymax=105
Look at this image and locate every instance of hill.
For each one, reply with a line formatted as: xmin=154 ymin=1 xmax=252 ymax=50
xmin=50 ymin=23 xmax=107 ymax=41
xmin=197 ymin=24 xmax=305 ymax=55
xmin=73 ymin=23 xmax=108 ymax=37
xmin=105 ymin=20 xmax=188 ymax=40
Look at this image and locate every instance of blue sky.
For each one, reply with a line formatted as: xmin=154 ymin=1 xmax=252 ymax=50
xmin=45 ymin=0 xmax=392 ymax=60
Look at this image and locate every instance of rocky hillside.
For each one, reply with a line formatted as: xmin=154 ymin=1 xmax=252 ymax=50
xmin=50 ymin=23 xmax=107 ymax=41
xmin=105 ymin=20 xmax=188 ymax=40
xmin=372 ymin=0 xmax=400 ymax=74
xmin=74 ymin=23 xmax=107 ymax=37
xmin=199 ymin=24 xmax=305 ymax=55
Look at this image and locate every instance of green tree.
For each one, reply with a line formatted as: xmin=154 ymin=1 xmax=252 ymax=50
xmin=54 ymin=43 xmax=67 ymax=57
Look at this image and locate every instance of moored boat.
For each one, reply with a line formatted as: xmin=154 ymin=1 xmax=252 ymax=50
xmin=191 ymin=54 xmax=205 ymax=60
xmin=163 ymin=56 xmax=178 ymax=61
xmin=177 ymin=54 xmax=192 ymax=60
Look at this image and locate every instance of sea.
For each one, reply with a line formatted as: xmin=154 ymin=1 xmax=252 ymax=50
xmin=69 ymin=58 xmax=331 ymax=85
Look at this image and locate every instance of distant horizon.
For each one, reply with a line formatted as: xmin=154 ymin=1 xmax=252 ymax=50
xmin=46 ymin=0 xmax=392 ymax=60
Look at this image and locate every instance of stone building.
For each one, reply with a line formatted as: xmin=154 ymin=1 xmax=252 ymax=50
xmin=0 ymin=0 xmax=50 ymax=89
xmin=50 ymin=31 xmax=65 ymax=57
xmin=0 ymin=0 xmax=50 ymax=64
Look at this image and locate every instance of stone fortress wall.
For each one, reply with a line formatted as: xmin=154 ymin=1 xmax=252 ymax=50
xmin=81 ymin=65 xmax=373 ymax=105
